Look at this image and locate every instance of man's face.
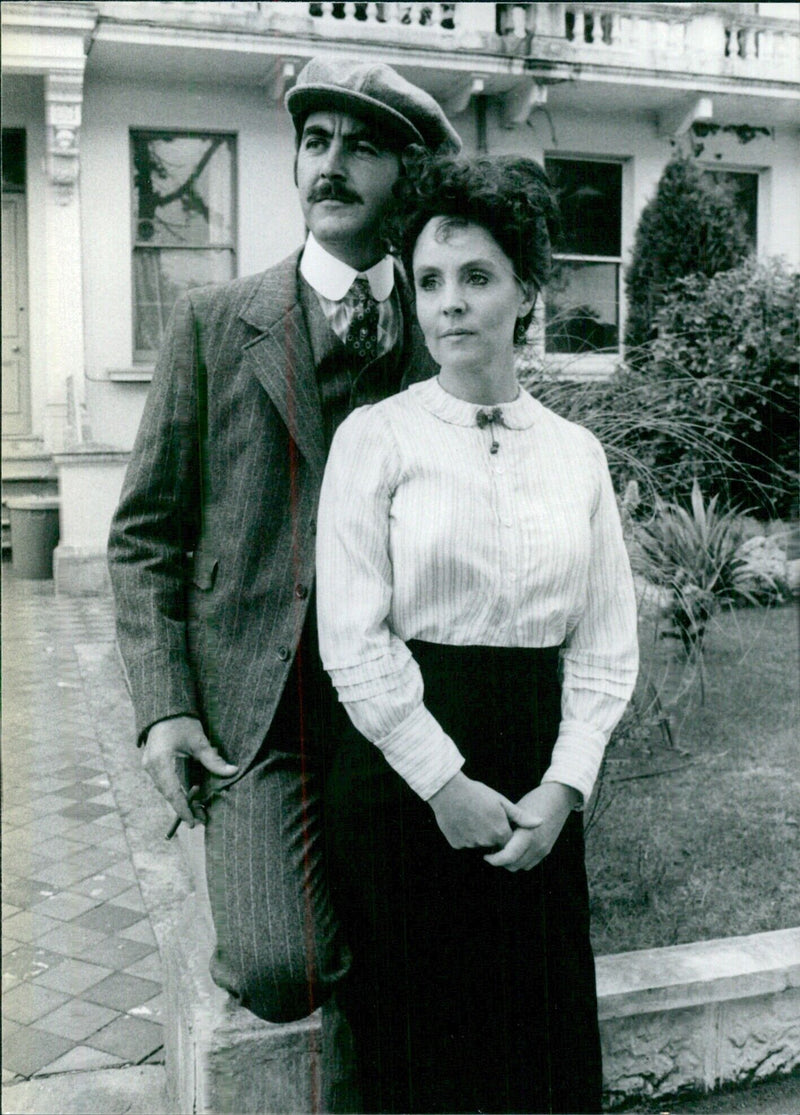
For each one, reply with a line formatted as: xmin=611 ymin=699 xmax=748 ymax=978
xmin=295 ymin=111 xmax=401 ymax=269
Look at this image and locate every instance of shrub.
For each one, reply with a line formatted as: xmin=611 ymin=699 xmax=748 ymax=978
xmin=645 ymin=257 xmax=799 ymax=518
xmin=624 ymin=154 xmax=750 ymax=358
xmin=632 ymin=480 xmax=773 ymax=660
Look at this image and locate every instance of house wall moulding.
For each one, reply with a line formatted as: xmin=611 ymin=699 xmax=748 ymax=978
xmin=45 ymin=70 xmax=85 ymax=204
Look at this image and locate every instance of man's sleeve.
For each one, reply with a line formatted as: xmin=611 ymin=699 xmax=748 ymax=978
xmin=107 ymin=294 xmax=203 ymax=742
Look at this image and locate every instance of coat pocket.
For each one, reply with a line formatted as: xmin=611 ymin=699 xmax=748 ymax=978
xmin=190 ymin=550 xmax=219 ymax=591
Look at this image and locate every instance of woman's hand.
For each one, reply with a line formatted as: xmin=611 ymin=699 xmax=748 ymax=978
xmin=428 ymin=771 xmax=541 ymax=851
xmin=483 ymin=782 xmax=580 ymax=872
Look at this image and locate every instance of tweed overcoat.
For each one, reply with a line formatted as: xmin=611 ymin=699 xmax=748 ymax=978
xmin=108 ymin=249 xmax=435 ymax=780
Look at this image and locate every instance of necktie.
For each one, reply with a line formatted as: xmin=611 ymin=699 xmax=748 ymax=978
xmin=345 ymin=276 xmax=380 ymax=365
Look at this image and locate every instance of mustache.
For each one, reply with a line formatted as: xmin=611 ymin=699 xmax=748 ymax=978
xmin=308 ymin=181 xmax=362 ymax=204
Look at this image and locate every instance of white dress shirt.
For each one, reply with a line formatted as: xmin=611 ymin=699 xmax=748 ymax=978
xmin=316 ymin=377 xmax=639 ymax=805
xmin=300 ymin=232 xmax=399 ymax=353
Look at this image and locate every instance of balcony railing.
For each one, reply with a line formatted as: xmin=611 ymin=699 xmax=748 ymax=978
xmin=92 ymin=2 xmax=800 ymax=84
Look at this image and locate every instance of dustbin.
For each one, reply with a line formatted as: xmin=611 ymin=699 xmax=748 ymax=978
xmin=7 ymin=495 xmax=60 ymax=579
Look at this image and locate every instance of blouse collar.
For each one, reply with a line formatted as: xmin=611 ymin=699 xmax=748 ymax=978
xmin=300 ymin=233 xmax=395 ymax=303
xmin=410 ymin=376 xmax=541 ymax=430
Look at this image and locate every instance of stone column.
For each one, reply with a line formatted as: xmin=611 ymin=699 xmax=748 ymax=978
xmin=42 ymin=67 xmax=87 ymax=452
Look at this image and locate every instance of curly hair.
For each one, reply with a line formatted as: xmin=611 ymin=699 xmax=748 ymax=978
xmin=390 ymin=150 xmax=560 ymax=344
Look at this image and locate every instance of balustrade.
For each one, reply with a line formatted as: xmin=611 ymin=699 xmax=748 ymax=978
xmin=93 ymin=2 xmax=800 ymax=83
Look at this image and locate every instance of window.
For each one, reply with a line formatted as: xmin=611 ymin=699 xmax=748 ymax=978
xmin=544 ymin=158 xmax=623 ymax=355
xmin=2 ymin=129 xmax=26 ymax=193
xmin=131 ymin=131 xmax=236 ymax=362
xmin=703 ymin=169 xmax=758 ymax=251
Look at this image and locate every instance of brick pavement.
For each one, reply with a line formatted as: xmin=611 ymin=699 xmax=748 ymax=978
xmin=1 ymin=564 xmax=166 ymax=1087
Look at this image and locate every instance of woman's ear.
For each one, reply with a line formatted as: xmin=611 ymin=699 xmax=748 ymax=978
xmin=517 ymin=280 xmax=537 ymax=321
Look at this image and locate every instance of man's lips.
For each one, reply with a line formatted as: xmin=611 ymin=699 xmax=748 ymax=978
xmin=440 ymin=329 xmax=475 ymax=337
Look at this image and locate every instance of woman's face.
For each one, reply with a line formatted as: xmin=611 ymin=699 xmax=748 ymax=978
xmin=412 ymin=217 xmax=534 ymax=376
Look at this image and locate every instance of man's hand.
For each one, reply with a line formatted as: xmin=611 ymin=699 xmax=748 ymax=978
xmin=483 ymin=782 xmax=580 ymax=872
xmin=428 ymin=771 xmax=541 ymax=851
xmin=142 ymin=716 xmax=238 ymax=827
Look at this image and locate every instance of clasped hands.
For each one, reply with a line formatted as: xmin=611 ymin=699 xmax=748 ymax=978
xmin=428 ymin=771 xmax=580 ymax=872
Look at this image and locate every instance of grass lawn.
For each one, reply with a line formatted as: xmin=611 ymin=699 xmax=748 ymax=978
xmin=586 ymin=600 xmax=800 ymax=955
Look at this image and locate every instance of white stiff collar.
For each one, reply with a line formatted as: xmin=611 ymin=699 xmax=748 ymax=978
xmin=300 ymin=233 xmax=395 ymax=302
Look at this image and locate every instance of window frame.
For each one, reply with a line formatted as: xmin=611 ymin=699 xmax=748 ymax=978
xmin=701 ymin=164 xmax=761 ymax=254
xmin=130 ymin=127 xmax=238 ymax=365
xmin=543 ymin=154 xmax=626 ymax=369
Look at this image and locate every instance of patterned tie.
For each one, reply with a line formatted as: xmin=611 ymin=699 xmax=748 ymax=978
xmin=345 ymin=276 xmax=380 ymax=365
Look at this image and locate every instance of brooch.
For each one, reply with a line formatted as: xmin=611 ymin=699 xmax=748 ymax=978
xmin=476 ymin=407 xmax=504 ymax=454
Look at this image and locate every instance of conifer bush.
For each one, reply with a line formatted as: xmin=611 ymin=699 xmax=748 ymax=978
xmin=624 ymin=154 xmax=750 ymax=358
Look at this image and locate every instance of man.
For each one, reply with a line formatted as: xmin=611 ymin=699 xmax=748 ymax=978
xmin=107 ymin=55 xmax=460 ymax=1094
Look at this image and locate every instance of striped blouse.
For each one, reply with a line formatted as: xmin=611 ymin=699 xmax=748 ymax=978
xmin=316 ymin=376 xmax=639 ymax=805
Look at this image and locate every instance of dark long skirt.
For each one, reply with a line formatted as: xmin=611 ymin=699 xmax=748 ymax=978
xmin=323 ymin=641 xmax=602 ymax=1115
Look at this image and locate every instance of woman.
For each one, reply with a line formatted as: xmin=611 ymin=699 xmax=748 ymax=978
xmin=316 ymin=154 xmax=638 ymax=1114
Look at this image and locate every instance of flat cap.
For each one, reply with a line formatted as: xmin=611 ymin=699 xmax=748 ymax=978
xmin=286 ymin=57 xmax=461 ymax=154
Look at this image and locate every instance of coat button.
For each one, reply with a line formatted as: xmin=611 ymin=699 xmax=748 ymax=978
xmin=277 ymin=645 xmax=290 ymax=662
xmin=310 ymin=518 xmax=316 ymax=535
xmin=294 ymin=584 xmax=308 ymax=600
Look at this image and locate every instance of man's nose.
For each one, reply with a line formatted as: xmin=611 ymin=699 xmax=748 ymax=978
xmin=319 ymin=139 xmax=346 ymax=177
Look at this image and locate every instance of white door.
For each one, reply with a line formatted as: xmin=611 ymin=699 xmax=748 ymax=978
xmin=2 ymin=194 xmax=31 ymax=436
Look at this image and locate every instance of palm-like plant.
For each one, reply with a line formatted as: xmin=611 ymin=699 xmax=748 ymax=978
xmin=633 ymin=480 xmax=774 ymax=670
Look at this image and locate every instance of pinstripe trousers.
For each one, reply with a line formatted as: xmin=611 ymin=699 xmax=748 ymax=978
xmin=202 ymin=612 xmax=360 ymax=1111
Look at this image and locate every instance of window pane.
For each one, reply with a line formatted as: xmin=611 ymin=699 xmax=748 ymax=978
xmin=132 ymin=133 xmax=235 ymax=247
xmin=2 ymin=129 xmax=26 ymax=192
xmin=545 ymin=158 xmax=622 ymax=257
xmin=133 ymin=248 xmax=234 ymax=361
xmin=704 ymin=169 xmax=758 ymax=250
xmin=545 ymin=260 xmax=619 ymax=353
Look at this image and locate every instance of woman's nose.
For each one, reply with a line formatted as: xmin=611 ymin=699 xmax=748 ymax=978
xmin=442 ymin=286 xmax=466 ymax=314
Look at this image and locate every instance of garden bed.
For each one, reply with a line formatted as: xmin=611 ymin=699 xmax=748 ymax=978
xmin=587 ymin=601 xmax=800 ymax=955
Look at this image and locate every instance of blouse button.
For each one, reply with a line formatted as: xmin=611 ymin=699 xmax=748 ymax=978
xmin=277 ymin=645 xmax=291 ymax=662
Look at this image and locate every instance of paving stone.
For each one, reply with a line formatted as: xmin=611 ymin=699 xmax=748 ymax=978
xmin=76 ymin=935 xmax=155 ymax=970
xmin=37 ymin=1044 xmax=124 ymax=1073
xmin=36 ymin=997 xmax=120 ymax=1041
xmin=70 ymin=903 xmax=144 ymax=935
xmin=111 ymin=886 xmax=146 ymax=913
xmin=86 ymin=1014 xmax=164 ymax=1063
xmin=27 ymin=859 xmax=99 ymax=888
xmin=29 ymin=891 xmax=100 ymax=922
xmin=2 ymin=982 xmax=70 ymax=1025
xmin=83 ymin=971 xmax=161 ymax=1012
xmin=65 ymin=846 xmax=128 ymax=877
xmin=37 ymin=921 xmax=108 ymax=959
xmin=27 ymin=792 xmax=78 ymax=815
xmin=1 ymin=877 xmax=55 ymax=908
xmin=129 ymin=991 xmax=166 ymax=1025
xmin=123 ymin=952 xmax=164 ymax=982
xmin=118 ymin=918 xmax=156 ymax=945
xmin=33 ymin=957 xmax=113 ymax=995
xmin=53 ymin=783 xmax=107 ymax=802
xmin=0 ymin=1025 xmax=75 ymax=1078
xmin=58 ymin=802 xmax=116 ymax=822
xmin=2 ymin=945 xmax=66 ymax=983
xmin=1 ymin=910 xmax=64 ymax=944
xmin=71 ymin=873 xmax=133 ymax=902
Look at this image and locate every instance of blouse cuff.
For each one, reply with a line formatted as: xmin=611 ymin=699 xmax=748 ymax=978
xmin=540 ymin=719 xmax=608 ymax=808
xmin=562 ymin=652 xmax=638 ymax=701
xmin=375 ymin=703 xmax=465 ymax=801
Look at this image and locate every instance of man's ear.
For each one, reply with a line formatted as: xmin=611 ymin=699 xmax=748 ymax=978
xmin=293 ymin=151 xmax=299 ymax=187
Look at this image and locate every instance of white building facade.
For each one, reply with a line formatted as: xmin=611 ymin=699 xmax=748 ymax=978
xmin=2 ymin=1 xmax=799 ymax=590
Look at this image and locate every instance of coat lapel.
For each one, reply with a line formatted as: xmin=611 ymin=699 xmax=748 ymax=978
xmin=239 ymin=252 xmax=327 ymax=478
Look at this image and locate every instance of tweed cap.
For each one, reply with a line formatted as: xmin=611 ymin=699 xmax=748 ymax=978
xmin=286 ymin=57 xmax=461 ymax=154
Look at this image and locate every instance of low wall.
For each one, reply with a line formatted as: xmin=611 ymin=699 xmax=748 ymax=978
xmin=597 ymin=929 xmax=800 ymax=1107
xmin=81 ymin=640 xmax=800 ymax=1113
